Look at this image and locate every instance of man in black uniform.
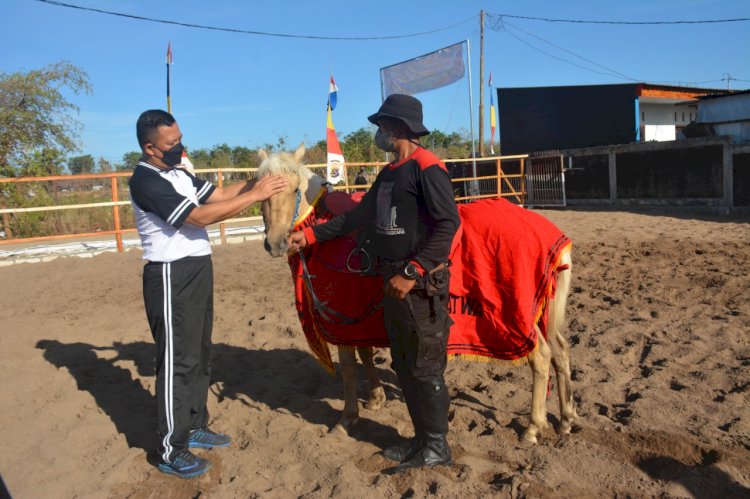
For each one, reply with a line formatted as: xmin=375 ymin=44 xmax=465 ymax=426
xmin=288 ymin=94 xmax=460 ymax=472
xmin=130 ymin=110 xmax=287 ymax=478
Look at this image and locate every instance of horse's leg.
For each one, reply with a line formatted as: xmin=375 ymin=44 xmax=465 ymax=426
xmin=356 ymin=347 xmax=385 ymax=410
xmin=523 ymin=326 xmax=551 ymax=444
xmin=547 ymin=261 xmax=578 ymax=435
xmin=331 ymin=345 xmax=359 ymax=435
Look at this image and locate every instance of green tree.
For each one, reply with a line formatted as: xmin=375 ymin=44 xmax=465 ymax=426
xmin=68 ymin=154 xmax=95 ymax=175
xmin=188 ymin=148 xmax=211 ymax=170
xmin=18 ymin=147 xmax=65 ymax=177
xmin=232 ymin=146 xmax=256 ymax=167
xmin=304 ymin=140 xmax=327 ymax=164
xmin=120 ymin=151 xmax=141 ymax=170
xmin=97 ymin=157 xmax=113 ymax=173
xmin=210 ymin=143 xmax=232 ymax=169
xmin=0 ymin=61 xmax=92 ymax=175
xmin=342 ymin=127 xmax=377 ymax=162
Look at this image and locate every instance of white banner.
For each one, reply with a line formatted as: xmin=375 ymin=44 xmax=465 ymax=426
xmin=381 ymin=42 xmax=466 ymax=97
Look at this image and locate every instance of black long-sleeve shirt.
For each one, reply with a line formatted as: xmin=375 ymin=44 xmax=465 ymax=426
xmin=306 ymin=147 xmax=460 ymax=272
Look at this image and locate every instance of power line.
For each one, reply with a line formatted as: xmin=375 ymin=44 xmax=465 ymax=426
xmin=489 ymin=18 xmax=638 ymax=82
xmin=489 ymin=18 xmax=747 ymax=89
xmin=506 ymin=20 xmax=637 ymax=81
xmin=33 ymin=0 xmax=475 ymax=40
xmin=487 ymin=12 xmax=750 ymax=25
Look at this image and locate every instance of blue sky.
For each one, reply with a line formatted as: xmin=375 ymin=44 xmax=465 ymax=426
xmin=3 ymin=0 xmax=749 ymax=164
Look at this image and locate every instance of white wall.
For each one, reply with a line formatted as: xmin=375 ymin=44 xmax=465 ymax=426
xmin=639 ymin=102 xmax=698 ymax=141
xmin=644 ymin=125 xmax=675 ymax=141
xmin=640 ymin=103 xmax=697 ymax=126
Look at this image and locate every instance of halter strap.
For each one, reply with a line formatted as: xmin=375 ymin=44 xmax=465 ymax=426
xmin=291 ymin=185 xmax=327 ymax=231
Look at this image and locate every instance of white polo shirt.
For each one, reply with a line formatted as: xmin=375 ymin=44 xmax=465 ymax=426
xmin=129 ymin=161 xmax=215 ymax=262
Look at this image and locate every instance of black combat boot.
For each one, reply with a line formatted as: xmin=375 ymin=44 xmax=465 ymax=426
xmin=390 ymin=378 xmax=451 ymax=472
xmin=384 ymin=370 xmax=424 ymax=462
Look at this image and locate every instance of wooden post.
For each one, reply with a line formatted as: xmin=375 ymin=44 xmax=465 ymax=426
xmin=496 ymin=158 xmax=502 ymax=198
xmin=1 ymin=211 xmax=12 ymax=239
xmin=1 ymin=193 xmax=12 ymax=239
xmin=110 ymin=176 xmax=123 ymax=252
xmin=520 ymin=158 xmax=527 ymax=205
xmin=218 ymin=168 xmax=226 ymax=245
xmin=343 ymin=163 xmax=350 ymax=194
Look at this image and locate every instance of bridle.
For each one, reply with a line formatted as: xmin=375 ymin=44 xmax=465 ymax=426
xmin=285 ymin=177 xmax=380 ymax=326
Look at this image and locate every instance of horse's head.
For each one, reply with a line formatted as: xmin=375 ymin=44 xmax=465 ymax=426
xmin=257 ymin=144 xmax=316 ymax=257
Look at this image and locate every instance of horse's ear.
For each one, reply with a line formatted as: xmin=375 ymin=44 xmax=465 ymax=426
xmin=293 ymin=143 xmax=305 ymax=163
xmin=258 ymin=149 xmax=268 ymax=162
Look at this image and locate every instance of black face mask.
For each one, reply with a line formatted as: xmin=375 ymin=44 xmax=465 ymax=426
xmin=375 ymin=129 xmax=396 ymax=152
xmin=156 ymin=142 xmax=184 ymax=167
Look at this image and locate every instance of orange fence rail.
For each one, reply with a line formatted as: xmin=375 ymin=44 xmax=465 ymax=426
xmin=0 ymin=154 xmax=527 ymax=251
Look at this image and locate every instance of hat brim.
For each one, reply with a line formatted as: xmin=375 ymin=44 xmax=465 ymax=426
xmin=368 ymin=111 xmax=430 ymax=136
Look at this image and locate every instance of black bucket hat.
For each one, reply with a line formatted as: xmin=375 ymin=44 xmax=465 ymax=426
xmin=368 ymin=94 xmax=430 ymax=136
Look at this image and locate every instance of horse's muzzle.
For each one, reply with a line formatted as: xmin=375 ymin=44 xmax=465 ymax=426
xmin=263 ymin=236 xmax=289 ymax=258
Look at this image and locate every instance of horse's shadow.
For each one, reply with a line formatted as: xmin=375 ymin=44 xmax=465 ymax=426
xmin=638 ymin=455 xmax=750 ymax=498
xmin=35 ymin=339 xmax=400 ymax=453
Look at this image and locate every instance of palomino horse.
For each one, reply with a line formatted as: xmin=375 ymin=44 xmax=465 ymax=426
xmin=258 ymin=146 xmax=386 ymax=435
xmin=258 ymin=144 xmax=577 ymax=444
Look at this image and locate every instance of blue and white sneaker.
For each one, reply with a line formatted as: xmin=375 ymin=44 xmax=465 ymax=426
xmin=157 ymin=449 xmax=211 ymax=479
xmin=188 ymin=427 xmax=232 ymax=449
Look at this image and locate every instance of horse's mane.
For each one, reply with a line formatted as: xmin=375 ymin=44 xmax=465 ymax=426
xmin=257 ymin=151 xmax=312 ymax=179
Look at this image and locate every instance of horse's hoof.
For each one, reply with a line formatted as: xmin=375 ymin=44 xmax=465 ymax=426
xmin=521 ymin=429 xmax=539 ymax=444
xmin=330 ymin=418 xmax=358 ymax=435
xmin=365 ymin=390 xmax=386 ymax=410
xmin=365 ymin=399 xmax=383 ymax=410
xmin=557 ymin=422 xmax=573 ymax=435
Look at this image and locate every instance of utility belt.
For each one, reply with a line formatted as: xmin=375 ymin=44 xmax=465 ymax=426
xmin=385 ymin=260 xmax=451 ymax=297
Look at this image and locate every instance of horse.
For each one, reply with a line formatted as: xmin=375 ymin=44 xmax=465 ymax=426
xmin=257 ymin=146 xmax=386 ymax=435
xmin=257 ymin=144 xmax=577 ymax=444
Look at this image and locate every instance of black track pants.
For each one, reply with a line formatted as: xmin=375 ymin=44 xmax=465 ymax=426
xmin=143 ymin=255 xmax=213 ymax=463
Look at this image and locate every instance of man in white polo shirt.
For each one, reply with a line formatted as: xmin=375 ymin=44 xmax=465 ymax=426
xmin=129 ymin=109 xmax=287 ymax=478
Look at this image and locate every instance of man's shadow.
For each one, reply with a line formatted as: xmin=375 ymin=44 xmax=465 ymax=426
xmin=35 ymin=340 xmax=400 ymax=453
xmin=36 ymin=340 xmax=157 ymax=451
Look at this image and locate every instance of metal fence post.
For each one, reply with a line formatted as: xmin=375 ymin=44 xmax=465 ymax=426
xmin=111 ymin=176 xmax=123 ymax=252
xmin=218 ymin=168 xmax=226 ymax=245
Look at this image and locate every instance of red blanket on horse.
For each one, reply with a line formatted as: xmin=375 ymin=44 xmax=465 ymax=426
xmin=288 ymin=193 xmax=570 ymax=374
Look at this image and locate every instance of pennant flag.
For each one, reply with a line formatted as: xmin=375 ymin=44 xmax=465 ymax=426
xmin=381 ymin=41 xmax=466 ymax=97
xmin=166 ymin=42 xmax=173 ymax=113
xmin=326 ymin=77 xmax=344 ymax=184
xmin=328 ymin=75 xmax=338 ymax=111
xmin=489 ymin=72 xmax=496 ymax=155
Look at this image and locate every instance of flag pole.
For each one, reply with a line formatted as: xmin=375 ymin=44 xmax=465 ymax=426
xmin=166 ymin=42 xmax=172 ymax=113
xmin=466 ymin=39 xmax=478 ymax=195
xmin=478 ymin=10 xmax=485 ymax=157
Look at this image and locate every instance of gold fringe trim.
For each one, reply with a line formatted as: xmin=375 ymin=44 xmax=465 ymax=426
xmin=448 ymin=342 xmax=540 ymax=367
xmin=314 ymin=352 xmax=337 ymax=376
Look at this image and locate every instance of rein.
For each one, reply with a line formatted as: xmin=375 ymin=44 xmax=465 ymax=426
xmin=287 ymin=180 xmax=380 ymax=326
xmin=297 ymin=248 xmax=382 ymax=326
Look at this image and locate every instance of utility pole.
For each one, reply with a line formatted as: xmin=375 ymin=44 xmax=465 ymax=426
xmin=722 ymin=73 xmax=735 ymax=90
xmin=478 ymin=10 xmax=485 ymax=157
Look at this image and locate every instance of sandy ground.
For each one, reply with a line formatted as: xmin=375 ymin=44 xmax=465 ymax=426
xmin=1 ymin=209 xmax=749 ymax=498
